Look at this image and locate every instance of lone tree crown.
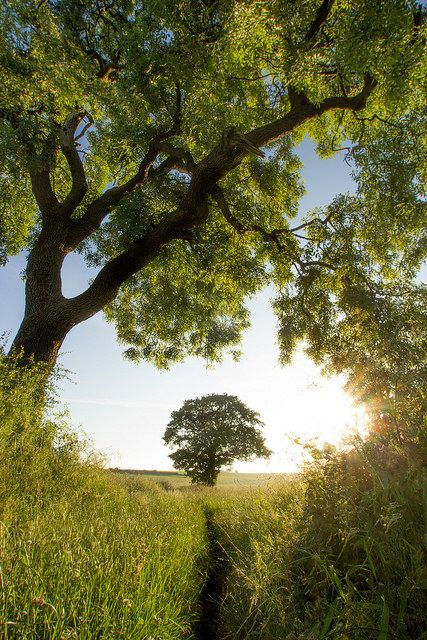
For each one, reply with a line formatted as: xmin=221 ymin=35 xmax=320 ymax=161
xmin=163 ymin=394 xmax=271 ymax=486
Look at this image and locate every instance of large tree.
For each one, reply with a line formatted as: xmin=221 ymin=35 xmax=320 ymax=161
xmin=1 ymin=0 xmax=426 ymax=375
xmin=164 ymin=393 xmax=271 ymax=485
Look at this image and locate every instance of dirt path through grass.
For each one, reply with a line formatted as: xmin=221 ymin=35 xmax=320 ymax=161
xmin=194 ymin=505 xmax=230 ymax=640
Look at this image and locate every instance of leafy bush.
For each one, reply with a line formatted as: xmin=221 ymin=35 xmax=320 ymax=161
xmin=0 ymin=353 xmax=102 ymax=510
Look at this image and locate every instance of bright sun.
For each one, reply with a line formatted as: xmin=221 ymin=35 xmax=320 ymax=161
xmin=296 ymin=379 xmax=367 ymax=446
xmin=234 ymin=349 xmax=368 ymax=473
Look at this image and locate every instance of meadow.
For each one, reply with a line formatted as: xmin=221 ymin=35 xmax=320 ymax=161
xmin=1 ymin=358 xmax=426 ymax=639
xmin=110 ymin=468 xmax=291 ymax=490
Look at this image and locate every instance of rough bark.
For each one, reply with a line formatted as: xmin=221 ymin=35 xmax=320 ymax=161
xmin=11 ymin=310 xmax=71 ymax=366
xmin=10 ymin=223 xmax=71 ymax=364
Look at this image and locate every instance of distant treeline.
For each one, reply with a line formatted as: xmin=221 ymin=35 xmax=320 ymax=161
xmin=109 ymin=468 xmax=185 ymax=476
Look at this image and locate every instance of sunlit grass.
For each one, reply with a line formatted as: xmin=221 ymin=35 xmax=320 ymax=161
xmin=1 ymin=480 xmax=207 ymax=640
xmin=111 ymin=468 xmax=292 ymax=490
xmin=1 ymin=355 xmax=426 ymax=639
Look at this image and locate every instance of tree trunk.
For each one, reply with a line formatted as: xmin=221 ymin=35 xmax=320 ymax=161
xmin=8 ymin=227 xmax=72 ymax=367
xmin=206 ymin=452 xmax=220 ymax=486
xmin=10 ymin=309 xmax=70 ymax=367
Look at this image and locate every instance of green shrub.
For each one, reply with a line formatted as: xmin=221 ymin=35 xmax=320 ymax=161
xmin=0 ymin=353 xmax=102 ymax=510
xmin=296 ymin=437 xmax=427 ymax=639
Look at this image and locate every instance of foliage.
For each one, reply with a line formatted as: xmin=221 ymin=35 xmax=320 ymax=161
xmin=0 ymin=0 xmax=425 ymax=370
xmin=276 ymin=256 xmax=427 ymax=435
xmin=164 ymin=393 xmax=271 ymax=485
xmin=216 ymin=437 xmax=427 ymax=639
xmin=0 ymin=351 xmax=99 ymax=507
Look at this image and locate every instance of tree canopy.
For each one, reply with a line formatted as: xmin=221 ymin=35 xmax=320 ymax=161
xmin=0 ymin=0 xmax=426 ymax=404
xmin=163 ymin=393 xmax=271 ymax=485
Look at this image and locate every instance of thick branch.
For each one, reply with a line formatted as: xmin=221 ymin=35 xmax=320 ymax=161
xmin=60 ymin=111 xmax=91 ymax=214
xmin=304 ymin=0 xmax=335 ymax=45
xmin=67 ymin=85 xmax=184 ymax=248
xmin=318 ymin=74 xmax=377 ymax=112
xmin=78 ymin=25 xmax=125 ymax=81
xmin=246 ymin=74 xmax=376 ymax=151
xmin=93 ymin=53 xmax=124 ymax=81
xmin=27 ymin=138 xmax=60 ymax=217
xmin=0 ymin=108 xmax=60 ymax=217
xmin=65 ymin=170 xmax=211 ymax=321
xmin=66 ymin=153 xmax=185 ymax=250
xmin=193 ymin=73 xmax=375 ymax=190
xmin=29 ymin=165 xmax=59 ymax=216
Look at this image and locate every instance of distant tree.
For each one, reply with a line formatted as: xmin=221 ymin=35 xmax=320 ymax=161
xmin=163 ymin=394 xmax=271 ymax=486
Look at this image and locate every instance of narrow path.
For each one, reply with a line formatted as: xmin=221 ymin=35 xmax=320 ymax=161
xmin=194 ymin=506 xmax=229 ymax=640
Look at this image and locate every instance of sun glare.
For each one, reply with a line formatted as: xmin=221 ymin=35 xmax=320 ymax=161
xmin=234 ymin=349 xmax=368 ymax=473
xmin=296 ymin=379 xmax=368 ymax=446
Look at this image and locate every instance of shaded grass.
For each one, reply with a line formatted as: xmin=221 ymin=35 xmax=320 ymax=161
xmin=215 ymin=446 xmax=427 ymax=640
xmin=194 ymin=505 xmax=230 ymax=640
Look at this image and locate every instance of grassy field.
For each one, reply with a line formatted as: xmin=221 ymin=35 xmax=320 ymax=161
xmin=2 ymin=458 xmax=425 ymax=640
xmin=1 ymin=360 xmax=426 ymax=639
xmin=110 ymin=468 xmax=293 ymax=489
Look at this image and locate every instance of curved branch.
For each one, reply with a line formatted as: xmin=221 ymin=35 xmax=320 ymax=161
xmin=60 ymin=111 xmax=91 ymax=214
xmin=65 ymin=178 xmax=210 ymax=322
xmin=213 ymin=187 xmax=338 ymax=272
xmin=297 ymin=258 xmax=337 ymax=270
xmin=212 ymin=186 xmax=293 ymax=248
xmin=66 ymin=153 xmax=187 ymax=250
xmin=318 ymin=74 xmax=377 ymax=112
xmin=245 ymin=73 xmax=376 ymax=151
xmin=304 ymin=0 xmax=335 ymax=45
xmin=27 ymin=138 xmax=60 ymax=218
xmin=67 ymin=84 xmax=185 ymax=248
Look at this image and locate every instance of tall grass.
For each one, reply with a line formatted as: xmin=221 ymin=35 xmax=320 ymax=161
xmin=0 ymin=356 xmax=208 ymax=639
xmin=1 ymin=353 xmax=425 ymax=639
xmin=216 ymin=438 xmax=427 ymax=639
xmin=1 ymin=486 xmax=207 ymax=639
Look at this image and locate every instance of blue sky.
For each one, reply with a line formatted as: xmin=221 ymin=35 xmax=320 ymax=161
xmin=1 ymin=138 xmax=366 ymax=472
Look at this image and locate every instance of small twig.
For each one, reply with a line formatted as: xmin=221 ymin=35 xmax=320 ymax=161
xmin=288 ymin=209 xmax=334 ymax=233
xmin=298 ymin=258 xmax=337 ymax=270
xmin=74 ymin=112 xmax=94 ymax=143
xmin=227 ymin=73 xmax=277 ymax=83
xmin=352 ymin=113 xmax=403 ymax=129
xmin=212 ymin=186 xmax=336 ymax=272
